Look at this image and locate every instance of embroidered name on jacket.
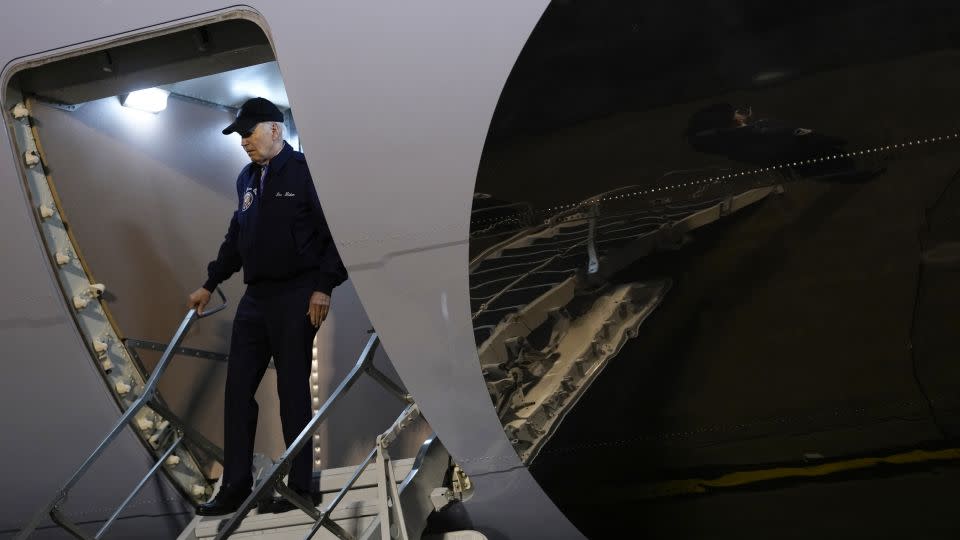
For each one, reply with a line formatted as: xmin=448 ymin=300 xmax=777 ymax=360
xmin=275 ymin=191 xmax=295 ymax=197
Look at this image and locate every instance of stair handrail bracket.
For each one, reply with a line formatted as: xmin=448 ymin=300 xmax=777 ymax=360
xmin=15 ymin=288 xmax=229 ymax=540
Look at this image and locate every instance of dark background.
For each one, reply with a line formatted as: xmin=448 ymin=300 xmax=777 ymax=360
xmin=471 ymin=1 xmax=960 ymax=537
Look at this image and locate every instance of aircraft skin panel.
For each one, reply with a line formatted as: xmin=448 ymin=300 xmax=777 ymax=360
xmin=1 ymin=2 xmax=583 ymax=538
xmin=0 ymin=91 xmax=192 ymax=535
xmin=277 ymin=0 xmax=546 ymax=473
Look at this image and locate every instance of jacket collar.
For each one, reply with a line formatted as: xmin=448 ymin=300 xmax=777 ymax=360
xmin=266 ymin=141 xmax=293 ymax=174
xmin=254 ymin=141 xmax=293 ymax=177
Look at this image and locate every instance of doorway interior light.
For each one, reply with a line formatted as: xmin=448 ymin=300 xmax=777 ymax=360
xmin=120 ymin=88 xmax=169 ymax=113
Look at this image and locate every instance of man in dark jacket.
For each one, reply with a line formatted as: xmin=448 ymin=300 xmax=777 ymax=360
xmin=188 ymin=97 xmax=347 ymax=515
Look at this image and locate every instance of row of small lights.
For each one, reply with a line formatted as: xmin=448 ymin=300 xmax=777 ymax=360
xmin=312 ymin=341 xmax=322 ymax=468
xmin=470 ymin=132 xmax=960 ymax=231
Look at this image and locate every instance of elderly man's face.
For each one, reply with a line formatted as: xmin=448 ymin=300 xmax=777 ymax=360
xmin=240 ymin=122 xmax=278 ymax=164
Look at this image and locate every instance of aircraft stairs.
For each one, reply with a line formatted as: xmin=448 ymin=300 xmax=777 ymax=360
xmin=186 ymin=455 xmax=430 ymax=539
xmin=16 ymin=296 xmax=480 ymax=540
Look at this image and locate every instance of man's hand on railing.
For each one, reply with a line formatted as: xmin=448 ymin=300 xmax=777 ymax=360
xmin=188 ymin=287 xmax=212 ymax=315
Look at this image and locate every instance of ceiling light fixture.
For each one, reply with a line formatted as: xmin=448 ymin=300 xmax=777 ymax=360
xmin=120 ymin=88 xmax=169 ymax=113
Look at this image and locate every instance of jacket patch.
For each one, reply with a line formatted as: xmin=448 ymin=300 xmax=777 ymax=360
xmin=241 ymin=188 xmax=254 ymax=212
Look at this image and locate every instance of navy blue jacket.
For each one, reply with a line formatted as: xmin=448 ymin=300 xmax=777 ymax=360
xmin=203 ymin=142 xmax=347 ymax=295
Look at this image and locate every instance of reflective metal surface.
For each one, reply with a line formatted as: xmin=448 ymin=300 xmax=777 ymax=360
xmin=471 ymin=1 xmax=960 ymax=537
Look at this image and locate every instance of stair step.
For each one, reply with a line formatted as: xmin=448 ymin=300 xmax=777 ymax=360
xmin=317 ymin=458 xmax=413 ymax=492
xmin=196 ymin=511 xmax=378 ymax=539
xmin=193 ymin=458 xmax=414 ymax=539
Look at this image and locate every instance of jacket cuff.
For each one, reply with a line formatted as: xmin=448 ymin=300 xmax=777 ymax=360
xmin=312 ymin=272 xmax=335 ymax=296
xmin=202 ymin=279 xmax=219 ymax=293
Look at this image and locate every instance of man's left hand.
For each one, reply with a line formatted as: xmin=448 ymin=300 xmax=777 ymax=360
xmin=308 ymin=291 xmax=331 ymax=328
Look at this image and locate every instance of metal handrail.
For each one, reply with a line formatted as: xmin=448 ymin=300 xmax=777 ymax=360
xmin=146 ymin=400 xmax=225 ymax=464
xmin=15 ymin=288 xmax=228 ymax=540
xmin=304 ymin=403 xmax=420 ymax=540
xmin=124 ymin=338 xmax=230 ymax=364
xmin=214 ymin=333 xmax=385 ymax=539
xmin=95 ymin=435 xmax=183 ymax=538
xmin=306 ymin=447 xmax=377 ymax=539
xmin=213 ymin=332 xmax=419 ymax=540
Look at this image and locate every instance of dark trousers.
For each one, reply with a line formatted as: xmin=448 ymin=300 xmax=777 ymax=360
xmin=222 ymin=283 xmax=317 ymax=493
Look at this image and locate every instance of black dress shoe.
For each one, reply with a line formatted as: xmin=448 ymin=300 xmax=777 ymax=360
xmin=196 ymin=485 xmax=252 ymax=516
xmin=259 ymin=489 xmax=321 ymax=514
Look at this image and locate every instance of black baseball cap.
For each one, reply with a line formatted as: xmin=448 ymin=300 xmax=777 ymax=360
xmin=222 ymin=97 xmax=283 ymax=135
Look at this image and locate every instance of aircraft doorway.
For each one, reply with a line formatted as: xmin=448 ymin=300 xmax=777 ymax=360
xmin=4 ymin=13 xmax=429 ymax=537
